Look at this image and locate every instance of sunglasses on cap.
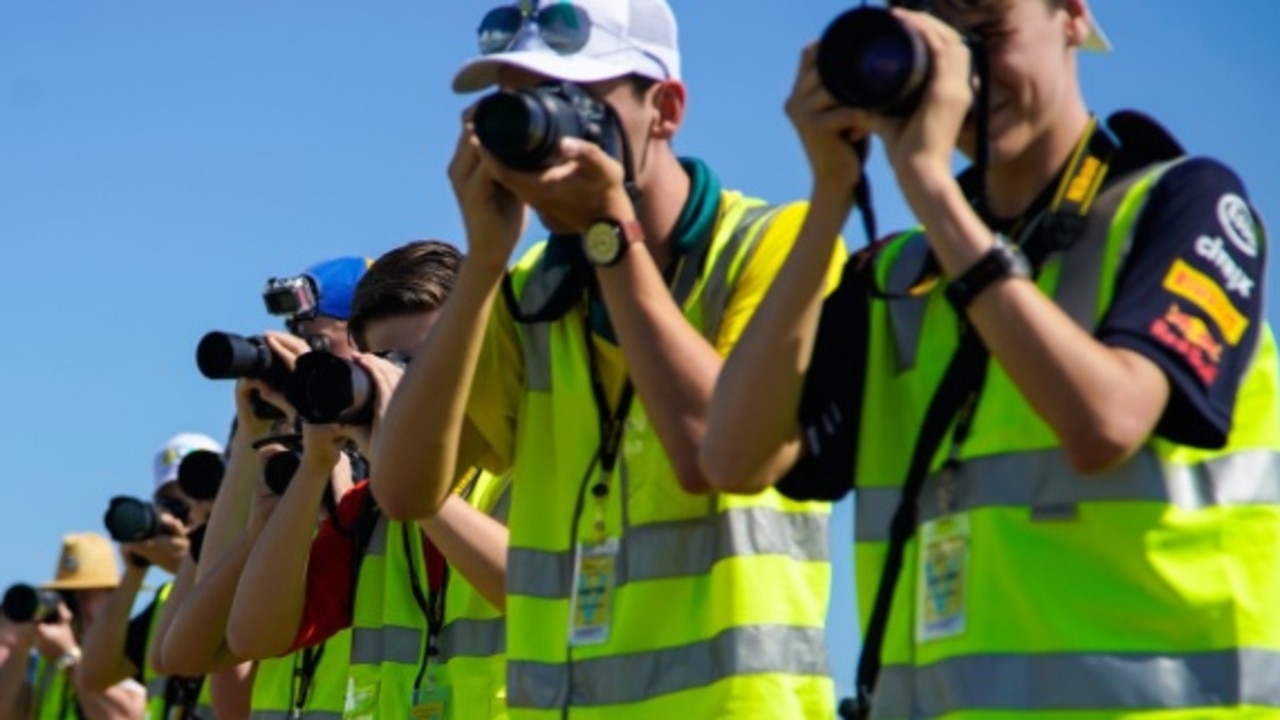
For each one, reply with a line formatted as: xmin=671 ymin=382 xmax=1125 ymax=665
xmin=478 ymin=2 xmax=592 ymax=56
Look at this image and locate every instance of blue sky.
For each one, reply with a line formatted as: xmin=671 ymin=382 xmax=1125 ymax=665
xmin=2 ymin=0 xmax=1278 ymax=701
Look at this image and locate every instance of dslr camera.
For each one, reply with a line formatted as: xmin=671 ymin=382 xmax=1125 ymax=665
xmin=473 ymin=81 xmax=625 ymax=171
xmin=2 ymin=584 xmax=61 ymax=623
xmin=103 ymin=494 xmax=190 ymax=544
xmin=816 ymin=1 xmax=979 ymax=116
xmin=195 ymin=331 xmax=329 ymax=419
xmin=286 ymin=350 xmax=409 ymax=426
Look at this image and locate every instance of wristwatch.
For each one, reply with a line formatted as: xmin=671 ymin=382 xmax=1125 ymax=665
xmin=582 ymin=218 xmax=645 ymax=267
xmin=55 ymin=647 xmax=82 ymax=671
xmin=944 ymin=234 xmax=1032 ymax=311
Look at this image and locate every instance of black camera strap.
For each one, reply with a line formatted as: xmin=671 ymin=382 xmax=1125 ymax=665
xmin=843 ymin=324 xmax=989 ymax=720
xmin=290 ymin=641 xmax=326 ymax=716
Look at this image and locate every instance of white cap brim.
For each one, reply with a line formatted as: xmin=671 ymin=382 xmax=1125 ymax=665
xmin=453 ymin=50 xmax=641 ymax=94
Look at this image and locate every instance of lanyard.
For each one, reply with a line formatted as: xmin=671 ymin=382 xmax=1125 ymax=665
xmin=289 ymin=644 xmax=325 ymax=718
xmin=940 ymin=117 xmax=1116 ymax=504
xmin=402 ymin=519 xmax=446 ymax=691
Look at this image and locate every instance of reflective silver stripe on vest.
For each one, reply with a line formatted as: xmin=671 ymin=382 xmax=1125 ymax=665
xmin=508 ymin=505 xmax=829 ymax=599
xmin=437 ymin=616 xmax=506 ymax=663
xmin=508 ymin=624 xmax=828 ymax=709
xmin=348 ymin=624 xmax=423 ymax=666
xmin=872 ymin=648 xmax=1280 ymax=718
xmin=245 ymin=707 xmax=343 ymax=712
xmin=856 ymin=448 xmax=1280 ymax=543
xmin=196 ymin=703 xmax=215 ymax=719
xmin=514 ymin=254 xmax=563 ymax=390
xmin=146 ymin=677 xmax=167 ymax=697
xmin=365 ymin=514 xmax=389 ymax=557
xmin=700 ymin=203 xmax=777 ymax=343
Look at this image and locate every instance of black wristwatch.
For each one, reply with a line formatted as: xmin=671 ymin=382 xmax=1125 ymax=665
xmin=944 ymin=234 xmax=1032 ymax=311
xmin=582 ymin=218 xmax=645 ymax=267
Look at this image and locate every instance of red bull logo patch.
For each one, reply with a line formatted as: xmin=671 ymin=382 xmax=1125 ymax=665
xmin=1161 ymin=258 xmax=1248 ymax=345
xmin=1150 ymin=303 xmax=1223 ymax=385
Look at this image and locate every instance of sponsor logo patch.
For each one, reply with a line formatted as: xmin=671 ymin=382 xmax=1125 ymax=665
xmin=1150 ymin=303 xmax=1222 ymax=385
xmin=1161 ymin=258 xmax=1248 ymax=345
xmin=1217 ymin=194 xmax=1259 ymax=258
xmin=1195 ymin=235 xmax=1254 ymax=298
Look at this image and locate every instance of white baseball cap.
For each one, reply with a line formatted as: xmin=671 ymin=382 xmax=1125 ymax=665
xmin=452 ymin=0 xmax=681 ymax=94
xmin=153 ymin=433 xmax=224 ymax=492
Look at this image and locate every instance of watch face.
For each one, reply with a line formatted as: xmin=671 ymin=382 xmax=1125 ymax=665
xmin=584 ymin=223 xmax=620 ymax=265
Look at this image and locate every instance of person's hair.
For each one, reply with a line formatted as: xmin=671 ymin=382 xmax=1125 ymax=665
xmin=626 ymin=74 xmax=660 ymax=98
xmin=348 ymin=240 xmax=464 ymax=351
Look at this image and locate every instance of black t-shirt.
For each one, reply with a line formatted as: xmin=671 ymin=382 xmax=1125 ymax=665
xmin=781 ymin=156 xmax=1265 ymax=499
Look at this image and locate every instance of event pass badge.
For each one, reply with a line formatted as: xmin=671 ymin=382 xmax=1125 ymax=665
xmin=916 ymin=513 xmax=969 ymax=642
xmin=569 ymin=537 xmax=619 ymax=646
xmin=409 ymin=683 xmax=452 ymax=720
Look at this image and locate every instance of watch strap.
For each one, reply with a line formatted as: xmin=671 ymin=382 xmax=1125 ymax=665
xmin=944 ymin=235 xmax=1031 ymax=311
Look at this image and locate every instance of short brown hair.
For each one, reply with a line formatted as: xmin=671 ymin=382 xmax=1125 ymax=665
xmin=348 ymin=240 xmax=463 ymax=350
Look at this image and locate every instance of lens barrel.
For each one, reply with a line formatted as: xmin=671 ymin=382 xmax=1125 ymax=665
xmin=2 ymin=585 xmax=60 ymax=623
xmin=817 ymin=6 xmax=931 ymax=116
xmin=177 ymin=450 xmax=225 ymax=501
xmin=263 ymin=449 xmax=302 ymax=496
xmin=287 ymin=352 xmax=374 ymax=426
xmin=474 ymin=85 xmax=595 ymax=171
xmin=104 ymin=496 xmax=162 ymax=543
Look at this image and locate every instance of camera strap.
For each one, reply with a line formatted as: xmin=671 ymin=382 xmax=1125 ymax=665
xmin=842 ymin=119 xmax=1118 ymax=720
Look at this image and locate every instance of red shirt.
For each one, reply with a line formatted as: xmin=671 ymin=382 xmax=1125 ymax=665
xmin=288 ymin=480 xmax=445 ymax=652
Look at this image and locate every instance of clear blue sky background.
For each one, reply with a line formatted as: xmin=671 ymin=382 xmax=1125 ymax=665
xmin=2 ymin=0 xmax=1278 ymax=700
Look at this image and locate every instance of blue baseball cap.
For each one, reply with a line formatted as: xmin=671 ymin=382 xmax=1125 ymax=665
xmin=304 ymin=256 xmax=372 ymax=321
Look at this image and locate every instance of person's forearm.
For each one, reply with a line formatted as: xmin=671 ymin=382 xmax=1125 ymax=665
xmin=372 ymin=258 xmax=506 ymax=520
xmin=422 ymin=495 xmax=509 ymax=611
xmin=197 ymin=432 xmax=262 ymax=581
xmin=594 ymin=244 xmax=726 ymax=494
xmin=163 ymin=523 xmax=265 ymax=676
xmin=703 ymin=190 xmax=851 ymax=493
xmin=73 ymin=680 xmax=145 ymax=720
xmin=149 ymin=557 xmax=195 ymax=676
xmin=904 ymin=170 xmax=1167 ymax=473
xmin=77 ymin=566 xmax=145 ymax=691
xmin=0 ymin=634 xmax=33 ymax=718
xmin=227 ymin=462 xmax=330 ymax=659
xmin=208 ymin=663 xmax=254 ymax=720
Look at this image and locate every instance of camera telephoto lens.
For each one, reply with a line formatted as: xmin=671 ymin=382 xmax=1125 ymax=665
xmin=103 ymin=496 xmax=162 ymax=543
xmin=287 ymin=351 xmax=384 ymax=426
xmin=177 ymin=449 xmax=225 ymax=501
xmin=816 ymin=6 xmax=930 ymax=116
xmin=2 ymin=584 xmax=60 ymax=623
xmin=473 ymin=83 xmax=612 ymax=171
xmin=264 ymin=450 xmax=302 ymax=496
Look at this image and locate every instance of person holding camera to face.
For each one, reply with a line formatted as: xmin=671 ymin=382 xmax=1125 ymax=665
xmin=373 ymin=1 xmax=844 ymax=717
xmin=78 ymin=434 xmax=222 ymax=720
xmin=162 ymin=257 xmax=368 ymax=720
xmin=704 ymin=0 xmax=1280 ymax=717
xmin=229 ymin=240 xmax=515 ymax=719
xmin=0 ymin=534 xmax=146 ymax=720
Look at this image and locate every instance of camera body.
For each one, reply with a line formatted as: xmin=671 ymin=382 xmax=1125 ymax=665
xmin=473 ymin=82 xmax=625 ymax=171
xmin=817 ymin=2 xmax=977 ymax=117
xmin=2 ymin=584 xmax=60 ymax=623
xmin=104 ymin=495 xmax=189 ymax=544
xmin=286 ymin=350 xmax=409 ymax=426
